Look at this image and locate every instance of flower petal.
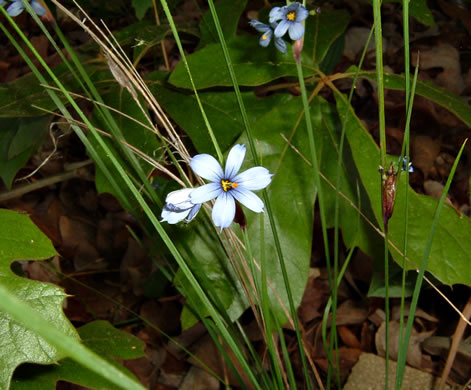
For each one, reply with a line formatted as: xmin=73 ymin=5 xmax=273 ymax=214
xmin=269 ymin=6 xmax=283 ymax=23
xmin=190 ymin=182 xmax=222 ymax=203
xmin=234 ymin=167 xmax=272 ymax=191
xmin=31 ymin=0 xmax=46 ymax=16
xmin=274 ymin=20 xmax=290 ymax=38
xmin=274 ymin=37 xmax=287 ymax=53
xmin=165 ymin=188 xmax=194 ymax=210
xmin=225 ymin=144 xmax=246 ymax=179
xmin=190 ymin=153 xmax=223 ymax=182
xmin=231 ymin=188 xmax=264 ymax=213
xmin=288 ymin=23 xmax=305 ymax=40
xmin=295 ymin=5 xmax=309 ymax=22
xmin=161 ymin=207 xmax=191 ymax=224
xmin=249 ymin=19 xmax=270 ymax=33
xmin=212 ymin=192 xmax=236 ymax=230
xmin=259 ymin=30 xmax=273 ymax=47
xmin=187 ymin=203 xmax=202 ymax=221
xmin=6 ymin=1 xmax=25 ymax=16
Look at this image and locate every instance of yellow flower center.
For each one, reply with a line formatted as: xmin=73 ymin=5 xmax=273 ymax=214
xmin=221 ymin=179 xmax=239 ymax=192
xmin=262 ymin=34 xmax=268 ymax=41
xmin=287 ymin=11 xmax=296 ymax=21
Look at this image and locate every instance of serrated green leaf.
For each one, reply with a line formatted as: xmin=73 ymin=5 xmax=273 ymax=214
xmin=11 ymin=320 xmax=145 ymax=390
xmin=0 ymin=209 xmax=78 ymax=390
xmin=168 ymin=37 xmax=316 ymax=89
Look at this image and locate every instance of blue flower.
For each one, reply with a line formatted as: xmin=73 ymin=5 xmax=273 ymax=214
xmin=249 ymin=19 xmax=287 ymax=54
xmin=269 ymin=2 xmax=309 ymax=41
xmin=161 ymin=188 xmax=202 ymax=224
xmin=189 ymin=144 xmax=273 ymax=230
xmin=3 ymin=0 xmax=46 ymax=17
xmin=400 ymin=156 xmax=414 ymax=173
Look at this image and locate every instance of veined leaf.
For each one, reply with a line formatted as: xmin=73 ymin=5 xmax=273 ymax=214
xmin=0 ymin=209 xmax=78 ymax=389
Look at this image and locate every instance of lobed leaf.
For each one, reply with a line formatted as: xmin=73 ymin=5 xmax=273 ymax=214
xmin=0 ymin=209 xmax=78 ymax=390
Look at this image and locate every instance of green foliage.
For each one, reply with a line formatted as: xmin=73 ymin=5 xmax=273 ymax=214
xmin=198 ymin=0 xmax=248 ymax=47
xmin=132 ymin=0 xmax=153 ymax=20
xmin=0 ymin=63 xmax=101 ymax=118
xmin=90 ymin=87 xmax=159 ymax=198
xmin=149 ymin=78 xmax=287 ymax=154
xmin=383 ymin=0 xmax=435 ymax=26
xmin=333 ymin=96 xmax=471 ymax=286
xmin=0 ymin=209 xmax=78 ymax=390
xmin=304 ymin=9 xmax=350 ymax=64
xmin=0 ymin=116 xmax=49 ymax=188
xmin=347 ymin=66 xmax=471 ymax=129
xmin=11 ymin=320 xmax=145 ymax=390
xmin=169 ymin=37 xmax=316 ymax=88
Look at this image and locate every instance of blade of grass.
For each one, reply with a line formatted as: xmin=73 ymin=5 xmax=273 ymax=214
xmin=205 ymin=1 xmax=312 ymax=386
xmin=395 ymin=60 xmax=419 ymax=388
xmin=1 ymin=12 xmax=261 ymax=389
xmin=394 ymin=139 xmax=468 ymax=389
xmin=372 ymin=1 xmax=389 ymax=385
xmin=159 ymin=0 xmax=223 ymax=163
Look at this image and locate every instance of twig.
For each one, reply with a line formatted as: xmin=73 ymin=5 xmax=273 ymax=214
xmin=0 ymin=160 xmax=93 ymax=202
xmin=439 ymin=295 xmax=471 ymax=389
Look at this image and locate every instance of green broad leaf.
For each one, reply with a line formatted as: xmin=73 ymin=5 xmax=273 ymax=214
xmin=0 ymin=209 xmax=78 ymax=390
xmin=382 ymin=0 xmax=435 ymax=26
xmin=164 ymin=93 xmax=315 ymax=327
xmin=346 ymin=66 xmax=471 ymax=130
xmin=0 ymin=120 xmax=34 ymax=189
xmin=198 ymin=0 xmax=248 ymax=47
xmin=334 ymin=95 xmax=471 ymax=286
xmin=168 ymin=36 xmax=316 ymax=89
xmin=0 ymin=62 xmax=100 ymax=118
xmin=314 ymin=98 xmax=415 ymax=297
xmin=0 ymin=115 xmax=49 ymax=189
xmin=127 ymin=23 xmax=199 ymax=64
xmin=236 ymin=96 xmax=317 ymax=326
xmin=132 ymin=0 xmax=153 ymax=20
xmin=108 ymin=21 xmax=199 ymax=51
xmin=304 ymin=9 xmax=350 ymax=64
xmin=148 ymin=79 xmax=289 ymax=155
xmin=90 ymin=87 xmax=159 ymax=199
xmin=174 ymin=220 xmax=248 ymax=330
xmin=11 ymin=320 xmax=145 ymax=390
xmin=7 ymin=116 xmax=50 ymax=159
